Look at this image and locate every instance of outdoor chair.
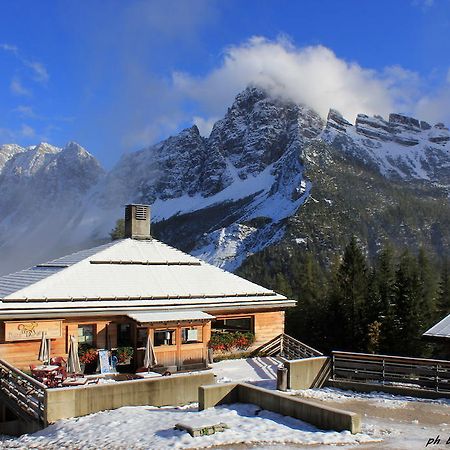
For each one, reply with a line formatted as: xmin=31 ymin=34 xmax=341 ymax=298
xmin=50 ymin=356 xmax=66 ymax=367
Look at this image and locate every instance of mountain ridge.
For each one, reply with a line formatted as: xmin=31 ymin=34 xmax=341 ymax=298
xmin=0 ymin=86 xmax=449 ymax=275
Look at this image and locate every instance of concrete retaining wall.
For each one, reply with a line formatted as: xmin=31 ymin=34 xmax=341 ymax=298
xmin=285 ymin=356 xmax=331 ymax=390
xmin=45 ymin=372 xmax=214 ymax=423
xmin=199 ymin=382 xmax=360 ymax=434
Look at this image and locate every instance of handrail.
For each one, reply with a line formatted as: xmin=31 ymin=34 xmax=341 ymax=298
xmin=332 ymin=351 xmax=450 ymax=367
xmin=282 ymin=334 xmax=323 ymax=357
xmin=0 ymin=358 xmax=46 ymax=424
xmin=331 ymin=351 xmax=450 ymax=393
xmin=0 ymin=358 xmax=47 ymax=390
xmin=253 ymin=334 xmax=323 ymax=360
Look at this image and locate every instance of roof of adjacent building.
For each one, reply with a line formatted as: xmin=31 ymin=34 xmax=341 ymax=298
xmin=423 ymin=314 xmax=450 ymax=339
xmin=0 ymin=238 xmax=292 ymax=318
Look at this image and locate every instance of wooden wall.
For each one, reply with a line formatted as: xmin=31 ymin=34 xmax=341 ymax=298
xmin=253 ymin=311 xmax=285 ymax=347
xmin=211 ymin=309 xmax=286 ymax=349
xmin=0 ymin=318 xmax=115 ymax=371
xmin=0 ymin=308 xmax=286 ymax=370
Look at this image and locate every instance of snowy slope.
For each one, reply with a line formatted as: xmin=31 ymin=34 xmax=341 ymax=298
xmin=322 ymin=109 xmax=450 ymax=182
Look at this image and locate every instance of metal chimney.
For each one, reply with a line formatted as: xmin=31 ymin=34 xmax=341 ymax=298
xmin=124 ymin=204 xmax=151 ymax=239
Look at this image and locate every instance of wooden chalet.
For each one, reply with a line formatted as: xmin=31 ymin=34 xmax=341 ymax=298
xmin=0 ymin=204 xmax=294 ymax=371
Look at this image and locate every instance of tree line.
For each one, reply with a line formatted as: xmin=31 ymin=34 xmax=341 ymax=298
xmin=238 ymin=237 xmax=449 ymax=358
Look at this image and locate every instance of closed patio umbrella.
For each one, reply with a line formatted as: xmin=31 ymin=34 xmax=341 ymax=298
xmin=38 ymin=331 xmax=50 ymax=364
xmin=143 ymin=333 xmax=157 ymax=371
xmin=67 ymin=335 xmax=81 ymax=374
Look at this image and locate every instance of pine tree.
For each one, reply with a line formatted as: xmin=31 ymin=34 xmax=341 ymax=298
xmin=335 ymin=236 xmax=369 ymax=351
xmin=394 ymin=250 xmax=423 ymax=356
xmin=437 ymin=259 xmax=450 ymax=318
xmin=373 ymin=245 xmax=398 ymax=354
xmin=110 ymin=219 xmax=125 ymax=240
xmin=417 ymin=248 xmax=438 ymax=329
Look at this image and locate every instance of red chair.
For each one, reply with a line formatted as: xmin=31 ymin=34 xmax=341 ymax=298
xmin=50 ymin=357 xmax=66 ymax=367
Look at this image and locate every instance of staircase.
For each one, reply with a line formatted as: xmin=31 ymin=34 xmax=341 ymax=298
xmin=253 ymin=334 xmax=323 ymax=360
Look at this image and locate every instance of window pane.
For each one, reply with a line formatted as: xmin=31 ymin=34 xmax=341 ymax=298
xmin=136 ymin=328 xmax=148 ymax=348
xmin=118 ymin=323 xmax=132 ymax=347
xmin=212 ymin=317 xmax=252 ymax=332
xmin=181 ymin=327 xmax=200 ymax=344
xmin=154 ymin=329 xmax=175 ymax=346
xmin=78 ymin=324 xmax=95 ymax=346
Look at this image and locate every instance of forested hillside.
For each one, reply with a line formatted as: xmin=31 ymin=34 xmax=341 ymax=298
xmin=238 ymin=238 xmax=450 ymax=358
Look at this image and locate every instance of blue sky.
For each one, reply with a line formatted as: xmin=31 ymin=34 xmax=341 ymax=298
xmin=1 ymin=0 xmax=450 ymax=167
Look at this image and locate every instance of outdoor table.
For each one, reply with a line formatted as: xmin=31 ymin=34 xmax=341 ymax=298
xmin=62 ymin=377 xmax=88 ymax=386
xmin=34 ymin=365 xmax=60 ymax=372
xmin=135 ymin=371 xmax=162 ymax=378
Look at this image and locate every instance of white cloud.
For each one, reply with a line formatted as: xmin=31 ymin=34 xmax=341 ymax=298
xmin=171 ymin=36 xmax=450 ymax=128
xmin=13 ymin=105 xmax=36 ymax=118
xmin=20 ymin=124 xmax=35 ymax=138
xmin=10 ymin=78 xmax=31 ymax=96
xmin=173 ymin=37 xmax=406 ymax=124
xmin=0 ymin=43 xmax=18 ymax=54
xmin=193 ymin=116 xmax=218 ymax=137
xmin=1 ymin=43 xmax=49 ymax=84
xmin=26 ymin=61 xmax=49 ymax=83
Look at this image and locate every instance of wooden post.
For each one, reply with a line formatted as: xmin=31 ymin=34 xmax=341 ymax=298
xmin=176 ymin=326 xmax=182 ymax=371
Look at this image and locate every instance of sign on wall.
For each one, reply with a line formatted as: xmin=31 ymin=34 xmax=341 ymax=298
xmin=5 ymin=320 xmax=63 ymax=341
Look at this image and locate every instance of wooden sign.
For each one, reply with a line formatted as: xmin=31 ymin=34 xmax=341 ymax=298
xmin=5 ymin=320 xmax=63 ymax=341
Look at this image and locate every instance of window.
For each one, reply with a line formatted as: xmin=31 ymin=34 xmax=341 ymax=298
xmin=78 ymin=324 xmax=95 ymax=346
xmin=212 ymin=317 xmax=253 ymax=333
xmin=181 ymin=327 xmax=202 ymax=344
xmin=136 ymin=328 xmax=148 ymax=349
xmin=153 ymin=329 xmax=175 ymax=346
xmin=117 ymin=323 xmax=132 ymax=347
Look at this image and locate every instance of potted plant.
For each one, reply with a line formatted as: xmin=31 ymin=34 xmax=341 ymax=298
xmin=115 ymin=346 xmax=134 ymax=372
xmin=79 ymin=344 xmax=98 ymax=374
xmin=209 ymin=331 xmax=255 ymax=353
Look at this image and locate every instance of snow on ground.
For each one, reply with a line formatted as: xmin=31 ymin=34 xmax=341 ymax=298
xmin=293 ymin=387 xmax=450 ymax=449
xmin=292 ymin=386 xmax=450 ymax=408
xmin=210 ymin=356 xmax=280 ymax=388
xmin=3 ymin=359 xmax=448 ymax=449
xmin=0 ymin=403 xmax=376 ymax=450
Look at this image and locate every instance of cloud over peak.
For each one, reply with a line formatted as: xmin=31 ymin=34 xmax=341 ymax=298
xmin=172 ymin=36 xmax=449 ymax=136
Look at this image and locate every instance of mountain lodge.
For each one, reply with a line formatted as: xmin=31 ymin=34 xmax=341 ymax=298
xmin=0 ymin=204 xmax=294 ymax=372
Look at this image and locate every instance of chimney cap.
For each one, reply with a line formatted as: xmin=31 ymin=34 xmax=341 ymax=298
xmin=124 ymin=204 xmax=151 ymax=240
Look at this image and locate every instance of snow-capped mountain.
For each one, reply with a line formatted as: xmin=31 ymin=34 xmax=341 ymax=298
xmin=323 ymin=109 xmax=450 ymax=182
xmin=0 ymin=87 xmax=449 ymax=275
xmin=0 ymin=142 xmax=103 ymax=275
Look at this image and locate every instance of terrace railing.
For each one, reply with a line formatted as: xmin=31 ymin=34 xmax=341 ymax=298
xmin=331 ymin=351 xmax=450 ymax=393
xmin=254 ymin=334 xmax=323 ymax=360
xmin=0 ymin=358 xmax=46 ymax=425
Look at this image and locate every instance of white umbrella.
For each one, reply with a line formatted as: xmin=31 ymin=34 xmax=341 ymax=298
xmin=38 ymin=331 xmax=50 ymax=364
xmin=143 ymin=333 xmax=157 ymax=371
xmin=67 ymin=335 xmax=81 ymax=374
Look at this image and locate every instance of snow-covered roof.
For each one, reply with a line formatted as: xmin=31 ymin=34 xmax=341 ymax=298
xmin=423 ymin=314 xmax=450 ymax=339
xmin=0 ymin=238 xmax=292 ymax=318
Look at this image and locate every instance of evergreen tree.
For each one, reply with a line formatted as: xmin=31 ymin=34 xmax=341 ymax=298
xmin=110 ymin=219 xmax=125 ymax=240
xmin=334 ymin=236 xmax=369 ymax=351
xmin=437 ymin=259 xmax=450 ymax=318
xmin=417 ymin=247 xmax=438 ymax=328
xmin=393 ymin=250 xmax=423 ymax=356
xmin=373 ymin=245 xmax=398 ymax=354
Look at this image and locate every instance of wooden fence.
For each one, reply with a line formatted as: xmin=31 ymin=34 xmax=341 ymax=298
xmin=331 ymin=351 xmax=450 ymax=393
xmin=0 ymin=359 xmax=46 ymax=425
xmin=254 ymin=334 xmax=323 ymax=360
